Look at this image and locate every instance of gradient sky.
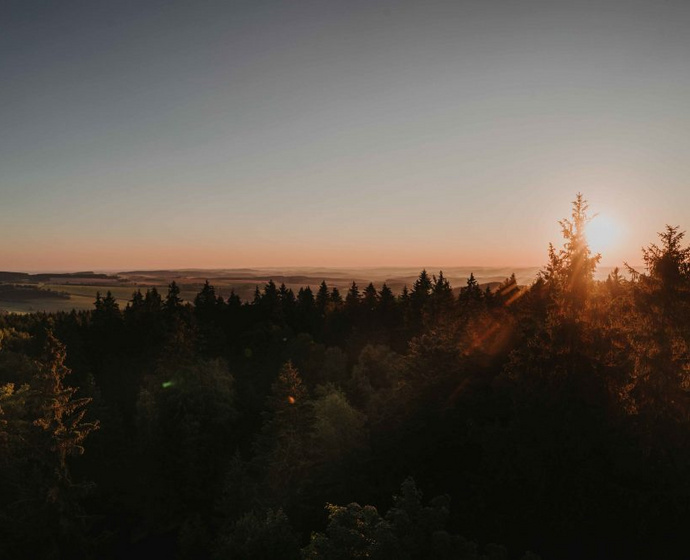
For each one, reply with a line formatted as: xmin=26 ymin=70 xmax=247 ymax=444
xmin=2 ymin=0 xmax=690 ymax=271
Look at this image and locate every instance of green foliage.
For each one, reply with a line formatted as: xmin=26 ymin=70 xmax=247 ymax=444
xmin=0 ymin=330 xmax=99 ymax=558
xmin=164 ymin=280 xmax=183 ymax=311
xmin=345 ymin=282 xmax=361 ymax=309
xmin=303 ymin=502 xmax=399 ymax=560
xmin=622 ymin=226 xmax=690 ymax=423
xmin=134 ymin=358 xmax=238 ymax=534
xmin=255 ymin=362 xmax=314 ymax=500
xmin=215 ymin=508 xmax=300 ymax=560
xmin=640 ymin=225 xmax=690 ymax=291
xmin=541 ymin=193 xmax=601 ymax=314
xmin=312 ymin=386 xmax=367 ymax=462
xmin=7 ymin=194 xmax=690 ymax=558
xmin=316 ymin=281 xmax=330 ymax=314
xmin=349 ymin=345 xmax=404 ymax=420
xmin=303 ymin=478 xmax=519 ymax=560
xmin=458 ymin=273 xmax=483 ymax=308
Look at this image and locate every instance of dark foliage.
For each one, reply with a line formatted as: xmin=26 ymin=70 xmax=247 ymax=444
xmin=2 ymin=195 xmax=690 ymax=559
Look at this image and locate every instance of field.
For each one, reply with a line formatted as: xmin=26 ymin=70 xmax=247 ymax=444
xmin=0 ymin=265 xmax=623 ymax=314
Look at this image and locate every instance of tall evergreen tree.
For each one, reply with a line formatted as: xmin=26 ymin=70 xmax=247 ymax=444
xmin=363 ymin=282 xmax=378 ymax=311
xmin=378 ymin=283 xmax=396 ymax=311
xmin=164 ymin=281 xmax=183 ymax=312
xmin=458 ymin=273 xmax=483 ymax=308
xmin=255 ymin=362 xmax=313 ymax=500
xmin=542 ymin=193 xmax=601 ymax=313
xmin=345 ymin=282 xmax=361 ymax=309
xmin=316 ymin=281 xmax=330 ymax=315
xmin=194 ymin=280 xmax=217 ymax=311
xmin=144 ymin=287 xmax=163 ymax=312
xmin=410 ymin=270 xmax=432 ymax=303
xmin=330 ymin=286 xmax=343 ymax=306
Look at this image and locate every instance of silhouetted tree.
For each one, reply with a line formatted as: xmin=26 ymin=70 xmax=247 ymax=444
xmin=316 ymin=281 xmax=330 ymax=315
xmin=330 ymin=287 xmax=343 ymax=306
xmin=164 ymin=281 xmax=184 ymax=313
xmin=345 ymin=282 xmax=361 ymax=310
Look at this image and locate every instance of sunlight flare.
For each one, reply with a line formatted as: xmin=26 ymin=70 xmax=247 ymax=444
xmin=586 ymin=213 xmax=622 ymax=255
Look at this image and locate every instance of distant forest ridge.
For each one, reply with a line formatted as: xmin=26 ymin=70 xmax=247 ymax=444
xmin=2 ymin=265 xmax=631 ymax=287
xmin=0 ymin=265 xmax=634 ymax=314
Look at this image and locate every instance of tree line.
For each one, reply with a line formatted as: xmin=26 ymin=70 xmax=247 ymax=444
xmin=2 ymin=194 xmax=690 ymax=559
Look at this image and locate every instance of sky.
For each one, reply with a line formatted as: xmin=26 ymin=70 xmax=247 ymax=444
xmin=2 ymin=0 xmax=690 ymax=271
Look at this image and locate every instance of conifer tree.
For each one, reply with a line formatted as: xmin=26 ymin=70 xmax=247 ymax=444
xmin=363 ymin=282 xmax=378 ymax=310
xmin=636 ymin=225 xmax=690 ymax=296
xmin=410 ymin=270 xmax=432 ymax=303
xmin=227 ymin=289 xmax=242 ymax=309
xmin=164 ymin=281 xmax=183 ymax=312
xmin=33 ymin=331 xmax=100 ymax=482
xmin=279 ymin=283 xmax=296 ymax=318
xmin=0 ymin=331 xmax=99 ymax=557
xmin=495 ymin=273 xmax=520 ymax=307
xmin=316 ymin=281 xmax=330 ymax=314
xmin=541 ymin=193 xmax=601 ymax=314
xmin=346 ymin=281 xmax=361 ymax=308
xmin=128 ymin=289 xmax=144 ymax=311
xmin=194 ymin=280 xmax=217 ymax=311
xmin=144 ymin=287 xmax=162 ymax=312
xmin=330 ymin=286 xmax=343 ymax=305
xmin=298 ymin=286 xmax=315 ymax=309
xmin=624 ymin=226 xmax=690 ymax=420
xmin=431 ymin=271 xmax=454 ymax=313
xmin=458 ymin=273 xmax=483 ymax=308
xmin=256 ymin=362 xmax=313 ymax=498
xmin=261 ymin=280 xmax=281 ymax=320
xmin=378 ymin=283 xmax=396 ymax=311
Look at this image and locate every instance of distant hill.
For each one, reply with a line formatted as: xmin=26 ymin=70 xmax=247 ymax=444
xmin=0 ymin=266 xmax=630 ymax=313
xmin=0 ymin=271 xmax=119 ymax=283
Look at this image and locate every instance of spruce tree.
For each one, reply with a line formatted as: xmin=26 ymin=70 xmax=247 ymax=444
xmin=316 ymin=281 xmax=330 ymax=314
xmin=346 ymin=281 xmax=361 ymax=308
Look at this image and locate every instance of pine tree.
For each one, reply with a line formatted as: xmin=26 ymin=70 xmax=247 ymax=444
xmin=279 ymin=284 xmax=296 ymax=318
xmin=297 ymin=286 xmax=315 ymax=309
xmin=378 ymin=283 xmax=396 ymax=311
xmin=227 ymin=289 xmax=242 ymax=309
xmin=101 ymin=291 xmax=120 ymax=314
xmin=194 ymin=280 xmax=217 ymax=311
xmin=263 ymin=280 xmax=279 ymax=306
xmin=542 ymin=193 xmax=601 ymax=313
xmin=144 ymin=287 xmax=163 ymax=312
xmin=363 ymin=282 xmax=378 ymax=311
xmin=261 ymin=280 xmax=281 ymax=320
xmin=316 ymin=281 xmax=330 ymax=314
xmin=33 ymin=331 xmax=100 ymax=481
xmin=458 ymin=273 xmax=483 ymax=308
xmin=256 ymin=362 xmax=313 ymax=499
xmin=624 ymin=226 xmax=690 ymax=420
xmin=128 ymin=289 xmax=144 ymax=311
xmin=638 ymin=225 xmax=690 ymax=295
xmin=431 ymin=271 xmax=454 ymax=313
xmin=0 ymin=331 xmax=99 ymax=557
xmin=330 ymin=286 xmax=343 ymax=306
xmin=410 ymin=270 xmax=432 ymax=304
xmin=346 ymin=281 xmax=361 ymax=309
xmin=164 ymin=281 xmax=183 ymax=312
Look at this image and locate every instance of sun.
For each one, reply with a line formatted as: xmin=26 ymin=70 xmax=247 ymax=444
xmin=586 ymin=213 xmax=622 ymax=255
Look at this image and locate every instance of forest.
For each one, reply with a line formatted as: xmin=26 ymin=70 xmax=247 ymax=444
xmin=2 ymin=195 xmax=690 ymax=560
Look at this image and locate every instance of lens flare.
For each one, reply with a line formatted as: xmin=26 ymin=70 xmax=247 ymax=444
xmin=586 ymin=214 xmax=621 ymax=255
